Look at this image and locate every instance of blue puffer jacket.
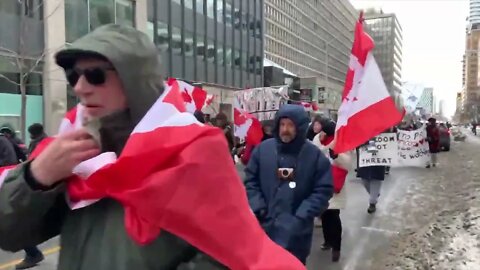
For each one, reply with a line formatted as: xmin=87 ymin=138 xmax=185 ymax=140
xmin=244 ymin=104 xmax=333 ymax=263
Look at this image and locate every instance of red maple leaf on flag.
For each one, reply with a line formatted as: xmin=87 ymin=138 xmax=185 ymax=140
xmin=181 ymin=89 xmax=193 ymax=104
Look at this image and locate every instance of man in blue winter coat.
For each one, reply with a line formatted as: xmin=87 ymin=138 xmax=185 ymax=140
xmin=244 ymin=104 xmax=333 ymax=264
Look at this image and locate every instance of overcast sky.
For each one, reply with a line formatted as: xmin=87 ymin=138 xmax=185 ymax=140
xmin=351 ymin=0 xmax=469 ymax=117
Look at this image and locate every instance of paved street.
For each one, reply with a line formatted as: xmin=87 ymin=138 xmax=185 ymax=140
xmin=1 ymin=138 xmax=476 ymax=269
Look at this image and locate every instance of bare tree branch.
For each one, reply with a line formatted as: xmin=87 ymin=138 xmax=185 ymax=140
xmin=22 ymin=51 xmax=47 ymax=80
xmin=0 ymin=73 xmax=20 ymax=86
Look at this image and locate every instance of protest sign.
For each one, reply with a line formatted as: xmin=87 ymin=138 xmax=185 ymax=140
xmin=397 ymin=127 xmax=430 ymax=167
xmin=358 ymin=133 xmax=397 ymax=167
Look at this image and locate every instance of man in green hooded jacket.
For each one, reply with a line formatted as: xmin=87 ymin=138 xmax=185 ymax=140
xmin=0 ymin=24 xmax=226 ymax=270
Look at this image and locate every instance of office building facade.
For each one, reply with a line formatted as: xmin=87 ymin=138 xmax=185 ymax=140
xmin=363 ymin=9 xmax=403 ymax=97
xmin=147 ymin=0 xmax=263 ymax=89
xmin=264 ymin=0 xmax=357 ymax=109
xmin=1 ymin=0 xmax=262 ymax=136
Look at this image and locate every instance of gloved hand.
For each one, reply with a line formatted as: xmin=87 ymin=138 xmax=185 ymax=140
xmin=329 ymin=149 xmax=338 ymax=160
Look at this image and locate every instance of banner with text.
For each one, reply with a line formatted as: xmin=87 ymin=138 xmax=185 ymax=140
xmin=358 ymin=133 xmax=397 ymax=167
xmin=396 ymin=127 xmax=430 ymax=167
xmin=358 ymin=127 xmax=431 ymax=168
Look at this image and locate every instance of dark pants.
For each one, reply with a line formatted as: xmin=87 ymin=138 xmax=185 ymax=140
xmin=321 ymin=209 xmax=342 ymax=251
xmin=24 ymin=246 xmax=42 ymax=258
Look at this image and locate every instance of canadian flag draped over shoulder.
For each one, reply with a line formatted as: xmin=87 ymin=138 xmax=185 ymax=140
xmin=334 ymin=13 xmax=404 ymax=154
xmin=0 ymin=79 xmax=305 ymax=269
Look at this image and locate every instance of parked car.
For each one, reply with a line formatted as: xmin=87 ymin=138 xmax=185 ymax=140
xmin=438 ymin=123 xmax=451 ymax=151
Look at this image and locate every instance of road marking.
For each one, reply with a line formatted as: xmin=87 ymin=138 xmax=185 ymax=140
xmin=0 ymin=246 xmax=60 ymax=270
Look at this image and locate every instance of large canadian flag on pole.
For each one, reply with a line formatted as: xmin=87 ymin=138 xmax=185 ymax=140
xmin=334 ymin=12 xmax=404 ymax=154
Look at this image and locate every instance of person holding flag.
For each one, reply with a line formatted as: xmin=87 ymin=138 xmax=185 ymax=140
xmin=0 ymin=25 xmax=305 ymax=270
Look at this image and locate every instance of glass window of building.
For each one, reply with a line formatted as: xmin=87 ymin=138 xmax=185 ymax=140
xmin=146 ymin=21 xmax=154 ymax=42
xmin=206 ymin=0 xmax=214 ymax=19
xmin=225 ymin=47 xmax=232 ymax=66
xmin=207 ymin=39 xmax=215 ymax=63
xmin=196 ymin=0 xmax=204 ymax=14
xmin=173 ymin=0 xmax=181 ymax=5
xmin=65 ymin=0 xmax=89 ymax=43
xmin=225 ymin=1 xmax=232 ymax=25
xmin=172 ymin=27 xmax=182 ymax=55
xmin=0 ymin=73 xmax=19 ymax=94
xmin=196 ymin=35 xmax=206 ymax=59
xmin=242 ymin=52 xmax=248 ymax=71
xmin=0 ymin=0 xmax=20 ymax=14
xmin=26 ymin=73 xmax=43 ymax=95
xmin=89 ymin=0 xmax=115 ymax=31
xmin=216 ymin=0 xmax=223 ymax=22
xmin=233 ymin=8 xmax=241 ymax=29
xmin=157 ymin=21 xmax=169 ymax=52
xmin=116 ymin=0 xmax=134 ymax=26
xmin=185 ymin=0 xmax=193 ymax=9
xmin=217 ymin=45 xmax=224 ymax=66
xmin=234 ymin=49 xmax=241 ymax=68
xmin=184 ymin=31 xmax=194 ymax=57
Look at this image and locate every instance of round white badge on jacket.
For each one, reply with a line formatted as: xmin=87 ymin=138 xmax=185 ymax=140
xmin=289 ymin=182 xmax=296 ymax=189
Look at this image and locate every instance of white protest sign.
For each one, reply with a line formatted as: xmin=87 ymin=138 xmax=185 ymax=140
xmin=396 ymin=127 xmax=430 ymax=167
xmin=359 ymin=133 xmax=397 ymax=167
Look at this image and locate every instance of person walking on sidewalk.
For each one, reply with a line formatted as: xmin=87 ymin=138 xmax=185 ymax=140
xmin=357 ymin=138 xmax=386 ymax=214
xmin=244 ymin=104 xmax=333 ymax=264
xmin=426 ymin=117 xmax=440 ymax=168
xmin=312 ymin=120 xmax=351 ymax=262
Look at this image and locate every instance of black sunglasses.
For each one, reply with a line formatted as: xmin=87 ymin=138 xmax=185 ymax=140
xmin=65 ymin=66 xmax=115 ymax=87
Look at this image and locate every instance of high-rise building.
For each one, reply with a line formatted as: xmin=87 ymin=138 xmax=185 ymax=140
xmin=148 ymin=0 xmax=264 ymax=90
xmin=417 ymin=87 xmax=434 ymax=117
xmin=438 ymin=99 xmax=445 ymax=117
xmin=470 ymin=0 xmax=480 ymax=25
xmin=462 ymin=22 xmax=480 ymax=119
xmin=264 ymin=0 xmax=357 ymax=107
xmin=363 ymin=8 xmax=403 ymax=97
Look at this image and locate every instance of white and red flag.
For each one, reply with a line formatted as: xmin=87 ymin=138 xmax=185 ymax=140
xmin=334 ymin=13 xmax=404 ymax=154
xmin=233 ymin=99 xmax=264 ymax=146
xmin=0 ymin=79 xmax=305 ymax=269
xmin=175 ymin=78 xmax=214 ymax=113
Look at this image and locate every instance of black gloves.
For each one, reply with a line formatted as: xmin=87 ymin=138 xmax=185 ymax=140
xmin=329 ymin=149 xmax=338 ymax=160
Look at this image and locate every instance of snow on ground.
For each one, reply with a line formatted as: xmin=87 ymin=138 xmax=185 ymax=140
xmin=371 ymin=134 xmax=480 ymax=270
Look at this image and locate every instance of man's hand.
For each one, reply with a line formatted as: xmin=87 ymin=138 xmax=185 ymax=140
xmin=30 ymin=129 xmax=101 ymax=187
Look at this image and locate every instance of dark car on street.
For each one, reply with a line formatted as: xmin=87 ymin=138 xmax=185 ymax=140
xmin=438 ymin=123 xmax=451 ymax=151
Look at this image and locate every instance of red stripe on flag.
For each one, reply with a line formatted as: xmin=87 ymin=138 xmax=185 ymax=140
xmin=335 ymin=97 xmax=402 ymax=153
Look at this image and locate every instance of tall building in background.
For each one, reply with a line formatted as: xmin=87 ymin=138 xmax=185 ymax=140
xmin=417 ymin=87 xmax=434 ymax=118
xmin=470 ymin=0 xmax=480 ymax=25
xmin=462 ymin=0 xmax=480 ymax=120
xmin=363 ymin=8 xmax=403 ymax=99
xmin=264 ymin=0 xmax=357 ymax=109
xmin=438 ymin=99 xmax=445 ymax=117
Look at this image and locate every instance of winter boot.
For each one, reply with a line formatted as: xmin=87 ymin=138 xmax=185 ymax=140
xmin=332 ymin=250 xmax=341 ymax=262
xmin=15 ymin=253 xmax=44 ymax=269
xmin=367 ymin=203 xmax=376 ymax=214
xmin=321 ymin=243 xmax=332 ymax=250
